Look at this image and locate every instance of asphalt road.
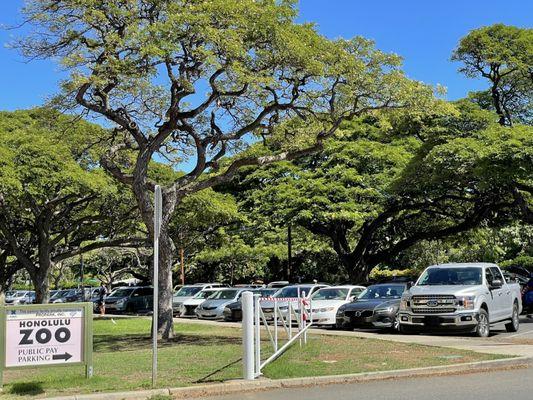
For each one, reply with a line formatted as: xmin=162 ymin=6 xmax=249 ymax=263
xmin=203 ymin=368 xmax=533 ymax=400
xmin=491 ymin=315 xmax=533 ymax=339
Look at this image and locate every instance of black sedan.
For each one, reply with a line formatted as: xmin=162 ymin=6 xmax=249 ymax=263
xmin=223 ymin=288 xmax=279 ymax=321
xmin=336 ymin=283 xmax=407 ymax=331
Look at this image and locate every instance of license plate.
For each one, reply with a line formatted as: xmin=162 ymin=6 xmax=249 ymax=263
xmin=202 ymin=312 xmax=215 ymax=317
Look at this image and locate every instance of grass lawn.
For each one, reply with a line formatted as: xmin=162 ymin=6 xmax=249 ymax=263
xmin=0 ymin=318 xmax=506 ymax=399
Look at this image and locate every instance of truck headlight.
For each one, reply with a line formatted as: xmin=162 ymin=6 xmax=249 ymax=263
xmin=455 ymin=296 xmax=475 ymax=310
xmin=399 ymin=296 xmax=411 ymax=311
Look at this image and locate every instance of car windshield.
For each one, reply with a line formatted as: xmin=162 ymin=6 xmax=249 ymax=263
xmin=418 ymin=267 xmax=482 ymax=286
xmin=193 ymin=290 xmax=217 ymax=299
xmin=258 ymin=289 xmax=278 ymax=297
xmin=5 ymin=290 xmax=16 ymax=297
xmin=276 ymin=286 xmax=313 ymax=298
xmin=358 ymin=285 xmax=405 ymax=299
xmin=175 ymin=286 xmax=202 ymax=297
xmin=312 ymin=288 xmax=348 ymax=300
xmin=109 ymin=288 xmax=134 ymax=297
xmin=208 ymin=289 xmax=239 ymax=300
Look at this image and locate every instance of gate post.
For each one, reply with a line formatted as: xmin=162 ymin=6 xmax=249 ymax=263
xmin=242 ymin=291 xmax=255 ymax=380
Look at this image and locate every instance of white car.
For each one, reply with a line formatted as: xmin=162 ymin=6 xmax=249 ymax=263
xmin=261 ymin=284 xmax=329 ymax=321
xmin=303 ymin=286 xmax=366 ymax=326
xmin=172 ymin=283 xmax=225 ymax=315
xmin=5 ymin=290 xmax=35 ymax=305
xmin=179 ymin=288 xmax=221 ymax=317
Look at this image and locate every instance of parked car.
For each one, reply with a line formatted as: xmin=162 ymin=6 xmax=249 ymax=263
xmin=179 ymin=288 xmax=221 ymax=317
xmin=104 ymin=286 xmax=153 ymax=313
xmin=298 ymin=286 xmax=366 ymax=327
xmin=260 ymin=284 xmax=329 ymax=321
xmin=336 ymin=283 xmax=407 ymax=331
xmin=522 ymin=275 xmax=533 ymax=315
xmin=51 ymin=288 xmax=79 ymax=303
xmin=5 ymin=290 xmax=35 ymax=305
xmin=172 ymin=283 xmax=225 ymax=315
xmin=196 ymin=288 xmax=252 ymax=320
xmin=398 ymin=263 xmax=522 ymax=336
xmin=223 ymin=288 xmax=280 ymax=321
xmin=267 ymin=281 xmax=290 ymax=288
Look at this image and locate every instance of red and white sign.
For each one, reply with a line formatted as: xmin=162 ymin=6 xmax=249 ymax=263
xmin=5 ymin=307 xmax=84 ymax=367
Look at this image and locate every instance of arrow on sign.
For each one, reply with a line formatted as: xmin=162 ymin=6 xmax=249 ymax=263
xmin=52 ymin=353 xmax=72 ymax=361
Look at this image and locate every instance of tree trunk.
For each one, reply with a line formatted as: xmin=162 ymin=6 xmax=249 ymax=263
xmin=31 ymin=267 xmax=51 ymax=303
xmin=491 ymin=85 xmax=508 ymax=126
xmin=343 ymin=256 xmax=373 ymax=284
xmin=156 ymin=230 xmax=175 ymax=339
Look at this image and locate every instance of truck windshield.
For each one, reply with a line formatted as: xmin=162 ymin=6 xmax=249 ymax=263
xmin=418 ymin=267 xmax=482 ymax=286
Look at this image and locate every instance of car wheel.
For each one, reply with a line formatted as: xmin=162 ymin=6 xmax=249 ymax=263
xmin=505 ymin=303 xmax=520 ymax=333
xmin=126 ymin=303 xmax=135 ymax=314
xmin=475 ymin=309 xmax=490 ymax=337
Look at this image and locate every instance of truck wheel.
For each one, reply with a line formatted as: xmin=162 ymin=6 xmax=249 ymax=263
xmin=475 ymin=309 xmax=490 ymax=337
xmin=505 ymin=303 xmax=520 ymax=333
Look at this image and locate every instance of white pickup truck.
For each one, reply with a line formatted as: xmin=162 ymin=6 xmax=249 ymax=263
xmin=398 ymin=263 xmax=522 ymax=337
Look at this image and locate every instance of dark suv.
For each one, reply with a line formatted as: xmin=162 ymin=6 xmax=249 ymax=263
xmin=103 ymin=286 xmax=153 ymax=313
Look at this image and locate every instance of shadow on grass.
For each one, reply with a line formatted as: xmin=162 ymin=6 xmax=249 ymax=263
xmin=94 ymin=333 xmax=241 ymax=352
xmin=194 ymin=357 xmax=242 ymax=383
xmin=8 ymin=382 xmax=44 ymax=396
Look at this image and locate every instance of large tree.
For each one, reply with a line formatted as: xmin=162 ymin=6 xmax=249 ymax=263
xmin=0 ymin=109 xmax=145 ymax=302
xmin=17 ymin=0 xmax=434 ymax=337
xmin=228 ymin=102 xmax=533 ymax=282
xmin=452 ymin=24 xmax=532 ymax=126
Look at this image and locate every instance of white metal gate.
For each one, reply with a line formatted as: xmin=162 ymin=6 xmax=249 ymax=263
xmin=242 ymin=290 xmax=313 ymax=380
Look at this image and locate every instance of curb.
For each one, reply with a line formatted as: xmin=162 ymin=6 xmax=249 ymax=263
xmin=42 ymin=356 xmax=530 ymax=400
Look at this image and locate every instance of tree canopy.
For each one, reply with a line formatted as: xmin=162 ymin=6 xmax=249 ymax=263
xmin=452 ymin=24 xmax=533 ymax=126
xmin=0 ymin=109 xmax=145 ymax=302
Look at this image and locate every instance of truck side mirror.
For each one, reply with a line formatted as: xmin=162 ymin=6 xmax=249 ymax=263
xmin=491 ymin=279 xmax=503 ymax=289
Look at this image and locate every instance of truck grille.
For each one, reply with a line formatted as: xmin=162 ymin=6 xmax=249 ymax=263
xmin=411 ymin=295 xmax=456 ymax=314
xmin=412 ymin=308 xmax=456 ymax=314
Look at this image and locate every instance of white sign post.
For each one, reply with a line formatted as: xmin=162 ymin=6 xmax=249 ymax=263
xmin=0 ymin=303 xmax=93 ymax=389
xmin=152 ymin=185 xmax=162 ymax=388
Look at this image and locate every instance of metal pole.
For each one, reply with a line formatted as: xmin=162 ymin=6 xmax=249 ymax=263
xmin=304 ymin=291 xmax=309 ymax=344
xmin=152 ymin=185 xmax=162 ymax=388
xmin=273 ymin=299 xmax=278 ymax=352
xmin=254 ymin=294 xmax=261 ymax=377
xmin=242 ymin=291 xmax=254 ymax=380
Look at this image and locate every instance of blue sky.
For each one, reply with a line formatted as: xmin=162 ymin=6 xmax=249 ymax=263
xmin=0 ymin=0 xmax=531 ymax=111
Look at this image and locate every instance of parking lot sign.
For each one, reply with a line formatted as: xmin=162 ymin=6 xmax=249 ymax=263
xmin=0 ymin=302 xmax=93 ymax=387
